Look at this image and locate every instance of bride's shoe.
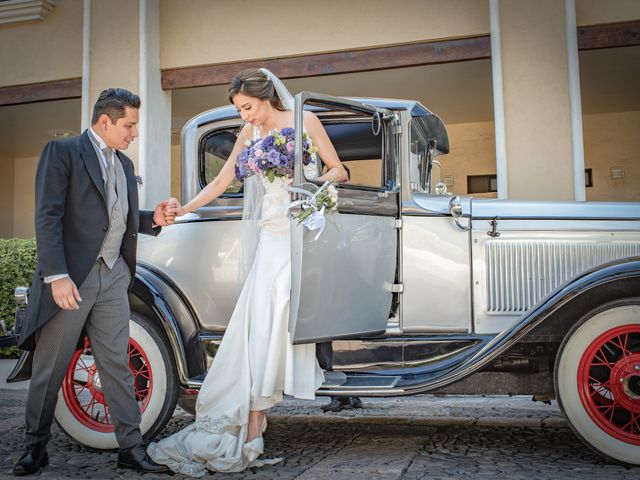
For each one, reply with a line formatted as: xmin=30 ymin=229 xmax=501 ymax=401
xmin=246 ymin=415 xmax=267 ymax=443
xmin=244 ymin=416 xmax=267 ymax=462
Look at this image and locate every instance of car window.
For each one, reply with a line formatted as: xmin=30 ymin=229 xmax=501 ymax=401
xmin=320 ymin=122 xmax=383 ymax=188
xmin=201 ymin=128 xmax=243 ymax=194
xmin=409 ymin=117 xmax=437 ymax=194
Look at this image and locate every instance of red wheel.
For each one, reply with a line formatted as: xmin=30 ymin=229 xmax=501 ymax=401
xmin=556 ymin=299 xmax=640 ymax=465
xmin=577 ymin=325 xmax=640 ymax=445
xmin=54 ymin=313 xmax=179 ymax=449
xmin=61 ymin=337 xmax=154 ymax=433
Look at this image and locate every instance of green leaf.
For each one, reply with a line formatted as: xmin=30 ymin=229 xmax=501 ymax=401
xmin=0 ymin=238 xmax=37 ymax=358
xmin=266 ymin=169 xmax=275 ymax=183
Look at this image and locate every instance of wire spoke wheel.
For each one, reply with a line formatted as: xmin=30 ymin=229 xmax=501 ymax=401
xmin=556 ymin=299 xmax=640 ymax=465
xmin=61 ymin=337 xmax=153 ymax=432
xmin=578 ymin=326 xmax=640 ymax=444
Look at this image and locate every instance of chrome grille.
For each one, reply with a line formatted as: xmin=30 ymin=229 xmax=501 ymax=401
xmin=485 ymin=241 xmax=640 ymax=313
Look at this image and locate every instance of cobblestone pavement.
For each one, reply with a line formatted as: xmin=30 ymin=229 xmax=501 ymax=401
xmin=1 ymin=389 xmax=638 ymax=479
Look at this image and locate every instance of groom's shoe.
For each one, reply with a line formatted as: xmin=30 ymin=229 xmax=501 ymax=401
xmin=13 ymin=443 xmax=49 ymax=476
xmin=117 ymin=443 xmax=170 ymax=474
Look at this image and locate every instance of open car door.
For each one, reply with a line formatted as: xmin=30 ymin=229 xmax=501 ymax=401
xmin=289 ymin=93 xmax=399 ymax=344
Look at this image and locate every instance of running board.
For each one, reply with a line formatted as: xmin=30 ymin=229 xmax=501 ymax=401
xmin=321 ymin=371 xmax=400 ymax=390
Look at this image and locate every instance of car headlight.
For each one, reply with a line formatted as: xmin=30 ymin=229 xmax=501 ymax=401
xmin=15 ymin=286 xmax=29 ymax=306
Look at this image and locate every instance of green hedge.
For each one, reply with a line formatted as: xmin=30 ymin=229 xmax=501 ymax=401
xmin=0 ymin=238 xmax=37 ymax=358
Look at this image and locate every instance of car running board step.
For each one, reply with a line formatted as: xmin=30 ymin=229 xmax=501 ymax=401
xmin=321 ymin=373 xmax=400 ymax=389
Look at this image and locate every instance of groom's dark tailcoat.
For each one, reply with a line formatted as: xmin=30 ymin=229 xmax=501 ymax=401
xmin=18 ymin=130 xmax=157 ymax=351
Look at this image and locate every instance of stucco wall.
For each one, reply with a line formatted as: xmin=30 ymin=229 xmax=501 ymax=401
xmin=159 ymin=0 xmax=491 ymax=69
xmin=440 ymin=120 xmax=497 ymax=197
xmin=584 ymin=110 xmax=640 ymax=201
xmin=0 ymin=0 xmax=82 ymax=87
xmin=0 ymin=153 xmax=14 ymax=238
xmin=576 ymin=0 xmax=640 ymax=25
xmin=171 ymin=143 xmax=180 ymax=199
xmin=12 ymin=156 xmax=38 ymax=239
xmin=436 ymin=111 xmax=640 ymax=201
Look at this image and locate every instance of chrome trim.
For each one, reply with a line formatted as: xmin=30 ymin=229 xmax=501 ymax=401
xmin=403 ymin=194 xmax=471 ymax=216
xmin=449 ymin=196 xmax=470 ymax=231
xmin=471 ymin=197 xmax=640 ymax=220
xmin=319 ymin=388 xmax=406 ymax=396
xmin=198 ymin=333 xmax=223 ymax=372
xmin=186 ymin=379 xmax=204 ymax=388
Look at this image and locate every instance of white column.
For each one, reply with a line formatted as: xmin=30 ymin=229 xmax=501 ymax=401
xmin=138 ymin=0 xmax=171 ymax=209
xmin=490 ymin=0 xmax=508 ymax=199
xmin=80 ymin=0 xmax=91 ymax=131
xmin=565 ymin=0 xmax=586 ymax=201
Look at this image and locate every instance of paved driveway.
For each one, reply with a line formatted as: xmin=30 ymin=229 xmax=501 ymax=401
xmin=1 ymin=389 xmax=638 ymax=479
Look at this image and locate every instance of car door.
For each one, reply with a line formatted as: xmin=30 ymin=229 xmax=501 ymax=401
xmin=289 ymin=93 xmax=399 ymax=344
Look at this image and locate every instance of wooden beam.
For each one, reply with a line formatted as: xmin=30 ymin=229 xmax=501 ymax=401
xmin=578 ymin=20 xmax=640 ymax=50
xmin=162 ymin=20 xmax=640 ymax=91
xmin=0 ymin=78 xmax=81 ymax=106
xmin=161 ymin=36 xmax=491 ymax=90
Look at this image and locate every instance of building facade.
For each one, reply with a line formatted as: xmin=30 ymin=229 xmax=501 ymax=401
xmin=1 ymin=0 xmax=639 ymax=238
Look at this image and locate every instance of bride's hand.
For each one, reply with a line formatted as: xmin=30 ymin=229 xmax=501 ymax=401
xmin=165 ymin=197 xmax=185 ymax=217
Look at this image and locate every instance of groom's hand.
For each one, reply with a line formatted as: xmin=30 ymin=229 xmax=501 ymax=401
xmin=154 ymin=200 xmax=175 ymax=227
xmin=52 ymin=277 xmax=82 ymax=310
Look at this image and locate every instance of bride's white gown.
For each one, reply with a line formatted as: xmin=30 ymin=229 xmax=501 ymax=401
xmin=147 ymin=173 xmax=324 ymax=477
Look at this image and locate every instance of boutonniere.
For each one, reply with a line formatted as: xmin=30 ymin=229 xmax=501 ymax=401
xmin=135 ymin=175 xmax=143 ymax=188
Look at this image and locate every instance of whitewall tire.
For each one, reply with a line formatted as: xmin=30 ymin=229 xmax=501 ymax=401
xmin=555 ymin=298 xmax=640 ymax=465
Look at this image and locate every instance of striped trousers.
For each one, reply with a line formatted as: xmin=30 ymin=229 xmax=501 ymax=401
xmin=25 ymin=256 xmax=143 ymax=448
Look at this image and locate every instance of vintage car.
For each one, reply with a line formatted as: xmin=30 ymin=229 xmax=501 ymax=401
xmin=9 ymin=93 xmax=640 ymax=466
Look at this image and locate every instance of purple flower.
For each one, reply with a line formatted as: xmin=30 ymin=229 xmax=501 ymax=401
xmin=261 ymin=135 xmax=275 ymax=149
xmin=267 ymin=149 xmax=280 ymax=165
xmin=234 ymin=127 xmax=316 ymax=182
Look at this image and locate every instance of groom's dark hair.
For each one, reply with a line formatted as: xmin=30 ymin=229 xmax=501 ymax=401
xmin=227 ymin=68 xmax=285 ymax=111
xmin=92 ymin=88 xmax=141 ymax=125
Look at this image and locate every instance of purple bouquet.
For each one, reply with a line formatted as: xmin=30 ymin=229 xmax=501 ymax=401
xmin=235 ymin=128 xmax=318 ymax=183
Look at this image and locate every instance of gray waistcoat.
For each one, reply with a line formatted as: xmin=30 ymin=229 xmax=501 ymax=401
xmin=87 ymin=130 xmax=129 ymax=269
xmin=98 ymin=153 xmax=129 ymax=268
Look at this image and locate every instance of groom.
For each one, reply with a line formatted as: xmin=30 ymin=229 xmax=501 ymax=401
xmin=13 ymin=88 xmax=171 ymax=475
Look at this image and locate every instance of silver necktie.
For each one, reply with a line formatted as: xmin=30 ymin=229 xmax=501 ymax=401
xmin=103 ymin=147 xmax=117 ymax=208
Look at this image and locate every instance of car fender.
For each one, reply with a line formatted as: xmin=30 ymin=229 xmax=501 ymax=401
xmin=131 ymin=264 xmax=208 ymax=385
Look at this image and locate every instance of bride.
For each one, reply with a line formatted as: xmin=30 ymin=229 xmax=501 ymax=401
xmin=147 ymin=68 xmax=347 ymax=476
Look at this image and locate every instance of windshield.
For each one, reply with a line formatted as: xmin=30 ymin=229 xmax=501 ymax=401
xmin=409 ymin=117 xmax=437 ymax=193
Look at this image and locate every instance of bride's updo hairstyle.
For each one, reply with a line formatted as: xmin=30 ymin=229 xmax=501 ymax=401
xmin=227 ymin=68 xmax=285 ymax=111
